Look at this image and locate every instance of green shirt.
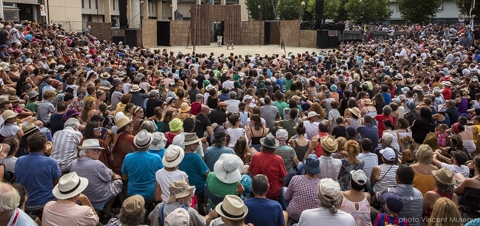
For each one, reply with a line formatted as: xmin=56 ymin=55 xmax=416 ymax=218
xmin=206 ymin=172 xmax=238 ymax=209
xmin=274 ymin=101 xmax=288 ymax=119
xmin=279 ymin=120 xmax=297 ymax=140
xmin=25 ymin=102 xmax=38 ymax=113
xmin=275 ymin=145 xmax=297 ymax=172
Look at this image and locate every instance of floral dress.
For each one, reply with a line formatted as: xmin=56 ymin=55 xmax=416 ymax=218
xmin=338 ymin=158 xmax=365 ymax=191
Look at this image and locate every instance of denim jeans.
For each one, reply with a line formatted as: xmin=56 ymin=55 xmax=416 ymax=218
xmin=279 ymin=187 xmax=289 ymax=211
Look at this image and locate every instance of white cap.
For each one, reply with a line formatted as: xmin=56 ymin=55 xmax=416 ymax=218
xmin=350 ymin=170 xmax=367 ymax=185
xmin=380 ymin=147 xmax=396 ymax=161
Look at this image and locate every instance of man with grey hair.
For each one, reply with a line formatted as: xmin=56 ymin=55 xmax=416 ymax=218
xmin=70 ymin=139 xmax=123 ymax=212
xmin=50 ymin=118 xmax=83 ymax=173
xmin=224 ymin=92 xmax=240 ymax=113
xmin=0 ymin=182 xmax=37 ymax=225
xmin=373 ymin=132 xmax=399 ymax=165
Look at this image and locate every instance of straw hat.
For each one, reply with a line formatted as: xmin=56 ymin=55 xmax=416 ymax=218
xmin=167 ymin=179 xmax=195 ymax=203
xmin=214 ymin=154 xmax=243 ymax=184
xmin=22 ymin=123 xmax=37 ymax=135
xmin=348 ymin=107 xmax=361 ymax=118
xmin=364 ymin=99 xmax=372 ymax=105
xmin=179 ymin=102 xmax=191 ymax=113
xmin=116 ymin=115 xmax=132 ymax=130
xmin=134 ymin=129 xmax=153 ymax=149
xmin=321 ymin=135 xmax=338 ymax=153
xmin=150 ymin=132 xmax=167 ymax=150
xmin=8 ymin=95 xmax=18 ymax=103
xmin=78 ymin=139 xmax=105 ymax=150
xmin=432 ymin=168 xmax=455 ymax=185
xmin=2 ymin=110 xmax=18 ymax=123
xmin=52 ymin=172 xmax=89 ymax=199
xmin=215 ymin=195 xmax=248 ymax=221
xmin=307 ymin=111 xmax=320 ymax=119
xmin=100 ymin=72 xmax=111 ymax=79
xmin=130 ymin=84 xmax=142 ymax=92
xmin=162 ymin=145 xmax=185 ymax=168
xmin=180 ymin=133 xmax=201 ymax=146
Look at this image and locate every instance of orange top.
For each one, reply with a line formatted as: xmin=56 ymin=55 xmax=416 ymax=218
xmin=412 ymin=166 xmax=436 ymax=195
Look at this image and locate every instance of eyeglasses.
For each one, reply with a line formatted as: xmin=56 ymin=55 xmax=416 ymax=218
xmin=93 ymin=127 xmax=102 ymax=131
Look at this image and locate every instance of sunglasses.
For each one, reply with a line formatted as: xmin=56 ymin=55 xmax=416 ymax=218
xmin=93 ymin=127 xmax=102 ymax=131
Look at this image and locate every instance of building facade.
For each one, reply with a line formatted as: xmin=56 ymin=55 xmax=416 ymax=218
xmin=389 ymin=0 xmax=462 ymax=23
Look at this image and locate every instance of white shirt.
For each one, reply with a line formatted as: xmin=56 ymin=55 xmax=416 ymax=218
xmin=441 ymin=163 xmax=470 ymax=178
xmin=304 ymin=120 xmax=319 ymax=140
xmin=155 ymin=169 xmax=188 ymax=202
xmin=298 ymin=207 xmax=355 ymax=226
xmin=357 ymin=152 xmax=378 ymax=182
xmin=316 ymin=156 xmax=342 ymax=181
xmin=50 ymin=127 xmax=83 ymax=172
xmin=222 ymin=80 xmax=235 ymax=90
xmin=224 ymin=99 xmax=240 ymax=113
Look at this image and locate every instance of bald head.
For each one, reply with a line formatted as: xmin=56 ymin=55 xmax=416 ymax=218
xmin=201 ymin=105 xmax=210 ymax=115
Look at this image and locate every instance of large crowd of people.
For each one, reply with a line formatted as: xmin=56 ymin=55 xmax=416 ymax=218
xmin=0 ymin=20 xmax=479 ymax=226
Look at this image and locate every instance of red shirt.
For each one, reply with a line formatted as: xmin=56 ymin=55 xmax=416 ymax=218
xmin=442 ymin=88 xmax=452 ymax=100
xmin=314 ymin=132 xmax=329 ymax=157
xmin=374 ymin=114 xmax=394 ymax=138
xmin=190 ymin=102 xmax=202 ymax=115
xmin=249 ymin=152 xmax=287 ymax=200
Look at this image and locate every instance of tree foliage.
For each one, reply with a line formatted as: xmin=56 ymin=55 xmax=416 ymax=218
xmin=454 ymin=0 xmax=480 ymax=18
xmin=306 ymin=0 xmax=342 ymax=21
xmin=344 ymin=0 xmax=392 ymax=23
xmin=277 ymin=0 xmax=304 ymax=20
xmin=397 ymin=0 xmax=442 ymax=23
xmin=245 ymin=0 xmax=279 ymax=20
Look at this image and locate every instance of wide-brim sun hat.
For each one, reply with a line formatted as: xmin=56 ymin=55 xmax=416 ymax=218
xmin=162 ymin=145 xmax=185 ymax=168
xmin=260 ymin=134 xmax=279 ymax=149
xmin=78 ymin=139 xmax=105 ymax=150
xmin=134 ymin=129 xmax=153 ymax=149
xmin=130 ymin=84 xmax=142 ymax=92
xmin=215 ymin=195 xmax=248 ymax=221
xmin=167 ymin=179 xmax=195 ymax=203
xmin=321 ymin=135 xmax=338 ymax=153
xmin=348 ymin=107 xmax=361 ymax=118
xmin=52 ymin=172 xmax=89 ymax=199
xmin=214 ymin=154 xmax=244 ymax=184
xmin=180 ymin=132 xmax=202 ymax=146
xmin=1 ymin=110 xmax=18 ymax=123
xmin=116 ymin=115 xmax=132 ymax=130
xmin=432 ymin=167 xmax=455 ymax=185
xmin=150 ymin=132 xmax=167 ymax=150
xmin=179 ymin=102 xmax=191 ymax=113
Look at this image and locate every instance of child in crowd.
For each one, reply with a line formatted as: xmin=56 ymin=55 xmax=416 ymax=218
xmin=374 ymin=193 xmax=409 ymax=226
xmin=435 ymin=124 xmax=448 ymax=147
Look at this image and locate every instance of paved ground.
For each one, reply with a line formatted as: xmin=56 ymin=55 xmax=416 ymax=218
xmin=155 ymin=43 xmax=324 ymax=56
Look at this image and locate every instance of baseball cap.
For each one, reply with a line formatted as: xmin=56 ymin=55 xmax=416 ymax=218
xmin=350 ymin=170 xmax=367 ymax=185
xmin=382 ymin=192 xmax=403 ymax=213
xmin=380 ymin=147 xmax=396 ymax=161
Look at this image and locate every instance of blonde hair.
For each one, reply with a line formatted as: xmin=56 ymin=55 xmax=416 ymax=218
xmin=344 ymin=140 xmax=360 ymax=159
xmin=336 ymin=137 xmax=347 ymax=152
xmin=416 ymin=144 xmax=433 ymax=164
xmin=427 ymin=197 xmax=462 ymax=226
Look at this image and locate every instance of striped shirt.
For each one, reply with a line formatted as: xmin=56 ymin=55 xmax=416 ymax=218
xmin=6 ymin=208 xmax=37 ymax=226
xmin=373 ymin=164 xmax=399 ymax=193
xmin=50 ymin=127 xmax=83 ymax=172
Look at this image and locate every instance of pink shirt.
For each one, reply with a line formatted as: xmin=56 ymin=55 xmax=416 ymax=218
xmin=42 ymin=200 xmax=99 ymax=226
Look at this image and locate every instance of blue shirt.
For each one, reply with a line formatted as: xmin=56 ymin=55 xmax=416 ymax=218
xmin=381 ymin=92 xmax=391 ymax=105
xmin=14 ymin=152 xmax=61 ymax=208
xmin=204 ymin=146 xmax=235 ymax=171
xmin=244 ymin=198 xmax=285 ymax=226
xmin=179 ymin=152 xmax=209 ymax=194
xmin=356 ymin=125 xmax=379 ymax=153
xmin=148 ymin=148 xmax=166 ymax=159
xmin=121 ymin=151 xmax=163 ymax=199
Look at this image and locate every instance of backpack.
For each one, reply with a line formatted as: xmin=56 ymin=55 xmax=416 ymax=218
xmin=158 ymin=203 xmax=189 ymax=226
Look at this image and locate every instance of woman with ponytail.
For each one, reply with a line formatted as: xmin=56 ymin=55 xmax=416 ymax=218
xmin=448 ymin=116 xmax=477 ymax=154
xmin=297 ymin=178 xmax=356 ymax=225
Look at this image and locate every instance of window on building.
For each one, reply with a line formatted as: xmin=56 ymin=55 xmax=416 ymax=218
xmin=82 ymin=0 xmax=84 ymax=8
xmin=113 ymin=0 xmax=116 ymax=10
xmin=89 ymin=0 xmax=91 ymax=9
xmin=95 ymin=0 xmax=98 ymax=10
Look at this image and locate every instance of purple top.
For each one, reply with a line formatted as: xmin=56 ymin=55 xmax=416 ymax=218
xmin=457 ymin=97 xmax=468 ymax=114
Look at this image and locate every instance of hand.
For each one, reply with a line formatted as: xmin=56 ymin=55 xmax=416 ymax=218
xmin=77 ymin=193 xmax=89 ymax=204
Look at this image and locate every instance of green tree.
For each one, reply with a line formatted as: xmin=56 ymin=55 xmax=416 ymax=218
xmin=454 ymin=0 xmax=480 ymax=18
xmin=397 ymin=0 xmax=442 ymax=23
xmin=278 ymin=0 xmax=304 ymax=20
xmin=344 ymin=0 xmax=392 ymax=23
xmin=335 ymin=0 xmax=349 ymax=22
xmin=245 ymin=0 xmax=278 ymax=20
xmin=306 ymin=0 xmax=342 ymax=21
